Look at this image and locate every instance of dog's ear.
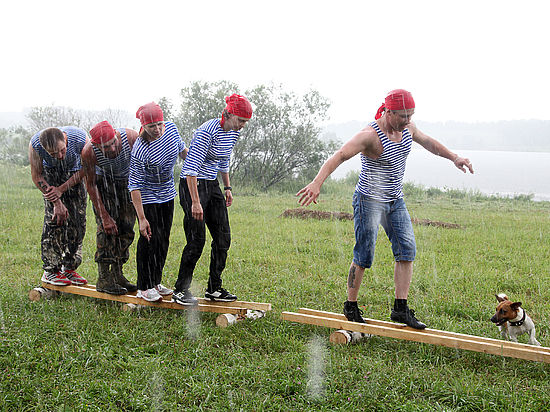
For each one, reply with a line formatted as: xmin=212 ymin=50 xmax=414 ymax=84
xmin=511 ymin=301 xmax=522 ymax=310
xmin=496 ymin=293 xmax=508 ymax=302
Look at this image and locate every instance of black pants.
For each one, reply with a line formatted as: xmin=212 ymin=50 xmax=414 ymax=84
xmin=136 ymin=200 xmax=174 ymax=290
xmin=175 ymin=178 xmax=231 ymax=293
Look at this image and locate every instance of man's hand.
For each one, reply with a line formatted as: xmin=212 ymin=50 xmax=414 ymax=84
xmin=454 ymin=157 xmax=474 ymax=174
xmin=52 ymin=202 xmax=69 ymax=226
xmin=101 ymin=214 xmax=118 ymax=235
xmin=43 ymin=186 xmax=63 ymax=202
xmin=225 ymin=190 xmax=233 ymax=207
xmin=191 ymin=201 xmax=204 ymax=221
xmin=296 ymin=181 xmax=321 ymax=206
xmin=138 ymin=218 xmax=152 ymax=241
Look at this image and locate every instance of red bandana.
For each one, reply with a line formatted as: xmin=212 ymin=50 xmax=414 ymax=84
xmin=221 ymin=94 xmax=253 ymax=127
xmin=90 ymin=121 xmax=115 ymax=145
xmin=136 ymin=102 xmax=164 ymax=126
xmin=375 ymin=89 xmax=415 ymax=119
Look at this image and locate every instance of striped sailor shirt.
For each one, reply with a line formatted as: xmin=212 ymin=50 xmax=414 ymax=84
xmin=128 ymin=121 xmax=186 ymax=204
xmin=355 ymin=121 xmax=413 ymax=202
xmin=180 ymin=118 xmax=240 ymax=180
xmin=30 ymin=126 xmax=87 ymax=172
xmin=92 ymin=128 xmax=131 ymax=180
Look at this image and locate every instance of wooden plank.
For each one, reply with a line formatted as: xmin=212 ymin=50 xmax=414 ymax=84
xmin=281 ymin=311 xmax=550 ymax=363
xmin=55 ymin=283 xmax=271 ymax=311
xmin=41 ymin=283 xmax=246 ymax=315
xmin=298 ymin=308 xmax=550 ymax=355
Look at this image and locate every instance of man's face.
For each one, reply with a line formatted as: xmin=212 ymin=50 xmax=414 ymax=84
xmin=46 ymin=136 xmax=67 ymax=159
xmin=97 ymin=136 xmax=120 ymax=159
xmin=226 ymin=114 xmax=250 ymax=131
xmin=143 ymin=121 xmax=165 ymax=139
xmin=388 ymin=108 xmax=415 ymax=132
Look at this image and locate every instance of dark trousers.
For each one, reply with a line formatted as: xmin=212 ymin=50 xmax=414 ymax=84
xmin=41 ymin=168 xmax=87 ymax=273
xmin=93 ymin=175 xmax=136 ymax=265
xmin=136 ymin=200 xmax=174 ymax=290
xmin=175 ymin=178 xmax=231 ymax=293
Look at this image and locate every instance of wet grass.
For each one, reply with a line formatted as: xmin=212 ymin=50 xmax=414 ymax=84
xmin=1 ymin=162 xmax=550 ymax=411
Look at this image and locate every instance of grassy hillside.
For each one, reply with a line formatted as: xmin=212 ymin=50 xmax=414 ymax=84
xmin=1 ymin=162 xmax=549 ymax=410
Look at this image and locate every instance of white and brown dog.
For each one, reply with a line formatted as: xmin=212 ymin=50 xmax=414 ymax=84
xmin=491 ymin=293 xmax=540 ymax=346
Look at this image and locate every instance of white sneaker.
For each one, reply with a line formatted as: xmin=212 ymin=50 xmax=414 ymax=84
xmin=155 ymin=284 xmax=173 ymax=296
xmin=137 ymin=288 xmax=162 ymax=302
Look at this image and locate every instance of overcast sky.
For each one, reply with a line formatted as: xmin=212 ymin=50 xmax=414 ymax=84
xmin=2 ymin=0 xmax=548 ymax=124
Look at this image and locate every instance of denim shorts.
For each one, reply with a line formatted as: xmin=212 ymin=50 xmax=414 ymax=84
xmin=352 ymin=193 xmax=416 ymax=268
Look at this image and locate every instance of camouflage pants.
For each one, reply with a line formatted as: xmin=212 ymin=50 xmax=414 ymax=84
xmin=93 ymin=175 xmax=136 ymax=264
xmin=41 ymin=168 xmax=87 ymax=272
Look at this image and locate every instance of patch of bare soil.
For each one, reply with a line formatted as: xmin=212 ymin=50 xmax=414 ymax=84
xmin=281 ymin=208 xmax=462 ymax=229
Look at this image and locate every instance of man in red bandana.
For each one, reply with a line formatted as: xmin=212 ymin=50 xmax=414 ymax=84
xmin=81 ymin=121 xmax=139 ymax=295
xmin=297 ymin=89 xmax=474 ymax=329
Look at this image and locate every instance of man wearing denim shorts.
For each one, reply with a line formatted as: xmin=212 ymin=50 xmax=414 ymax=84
xmin=297 ymin=89 xmax=474 ymax=329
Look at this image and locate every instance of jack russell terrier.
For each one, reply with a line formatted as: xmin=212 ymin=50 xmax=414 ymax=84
xmin=491 ymin=293 xmax=540 ymax=346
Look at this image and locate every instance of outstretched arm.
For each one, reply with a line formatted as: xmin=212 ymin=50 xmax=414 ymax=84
xmin=409 ymin=123 xmax=474 ymax=174
xmin=296 ymin=129 xmax=373 ymax=206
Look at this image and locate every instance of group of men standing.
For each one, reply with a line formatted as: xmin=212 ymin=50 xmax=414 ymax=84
xmin=29 ymin=94 xmax=253 ymax=305
xmin=29 ymin=89 xmax=473 ymax=329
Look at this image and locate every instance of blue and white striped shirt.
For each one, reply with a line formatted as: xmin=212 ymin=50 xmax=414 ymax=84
xmin=93 ymin=128 xmax=131 ymax=180
xmin=355 ymin=121 xmax=412 ymax=202
xmin=180 ymin=118 xmax=240 ymax=180
xmin=128 ymin=122 xmax=186 ymax=204
xmin=30 ymin=126 xmax=87 ymax=172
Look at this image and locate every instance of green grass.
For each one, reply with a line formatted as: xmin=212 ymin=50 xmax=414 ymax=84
xmin=1 ymin=162 xmax=550 ymax=411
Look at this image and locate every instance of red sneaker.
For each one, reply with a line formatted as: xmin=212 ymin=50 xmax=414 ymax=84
xmin=41 ymin=271 xmax=71 ymax=286
xmin=63 ymin=269 xmax=88 ymax=285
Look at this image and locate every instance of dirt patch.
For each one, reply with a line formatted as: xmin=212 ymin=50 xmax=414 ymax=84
xmin=281 ymin=208 xmax=462 ymax=229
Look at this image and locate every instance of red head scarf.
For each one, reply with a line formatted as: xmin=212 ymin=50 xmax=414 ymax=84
xmin=221 ymin=94 xmax=252 ymax=128
xmin=90 ymin=121 xmax=116 ymax=145
xmin=136 ymin=102 xmax=164 ymax=126
xmin=375 ymin=89 xmax=415 ymax=119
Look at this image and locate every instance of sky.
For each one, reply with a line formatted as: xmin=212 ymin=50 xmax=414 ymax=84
xmin=2 ymin=0 xmax=549 ymax=124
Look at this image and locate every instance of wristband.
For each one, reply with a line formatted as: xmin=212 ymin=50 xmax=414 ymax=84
xmin=224 ymin=186 xmax=232 ymax=191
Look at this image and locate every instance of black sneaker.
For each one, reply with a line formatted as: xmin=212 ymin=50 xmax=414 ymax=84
xmin=390 ymin=307 xmax=426 ymax=329
xmin=205 ymin=287 xmax=237 ymax=302
xmin=343 ymin=301 xmax=366 ymax=323
xmin=172 ymin=290 xmax=198 ymax=306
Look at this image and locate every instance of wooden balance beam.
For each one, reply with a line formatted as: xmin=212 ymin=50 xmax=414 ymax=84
xmin=281 ymin=308 xmax=550 ymax=363
xmin=31 ymin=283 xmax=271 ymax=317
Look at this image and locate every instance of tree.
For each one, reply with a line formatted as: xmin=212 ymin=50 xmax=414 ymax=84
xmin=172 ymin=81 xmax=338 ymax=190
xmin=0 ymin=126 xmax=32 ymax=166
xmin=26 ymin=105 xmax=136 ymax=132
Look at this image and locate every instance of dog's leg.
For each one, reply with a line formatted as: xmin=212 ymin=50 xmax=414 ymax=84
xmin=528 ymin=328 xmax=541 ymax=346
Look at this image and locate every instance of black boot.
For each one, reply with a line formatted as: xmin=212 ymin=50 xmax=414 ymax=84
xmin=343 ymin=301 xmax=366 ymax=323
xmin=112 ymin=263 xmax=137 ymax=293
xmin=96 ymin=263 xmax=128 ymax=295
xmin=391 ymin=300 xmax=426 ymax=330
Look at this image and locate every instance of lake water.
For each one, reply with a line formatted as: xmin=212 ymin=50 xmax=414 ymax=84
xmin=331 ymin=149 xmax=550 ymax=202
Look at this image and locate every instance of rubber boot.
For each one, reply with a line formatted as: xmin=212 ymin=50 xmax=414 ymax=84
xmin=113 ymin=262 xmax=137 ymax=293
xmin=96 ymin=262 xmax=128 ymax=295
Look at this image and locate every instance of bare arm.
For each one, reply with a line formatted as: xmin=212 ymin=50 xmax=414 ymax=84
xmin=186 ymin=175 xmax=203 ymax=221
xmin=296 ymin=129 xmax=374 ymax=206
xmin=409 ymin=123 xmax=474 ymax=174
xmin=82 ymin=144 xmax=118 ymax=234
xmin=220 ymin=171 xmax=232 ymax=207
xmin=130 ymin=190 xmax=151 ymax=241
xmin=29 ymin=143 xmax=68 ymax=225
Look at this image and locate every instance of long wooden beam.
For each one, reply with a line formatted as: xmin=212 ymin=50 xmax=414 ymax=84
xmin=281 ymin=309 xmax=550 ymax=363
xmin=40 ymin=283 xmax=247 ymax=315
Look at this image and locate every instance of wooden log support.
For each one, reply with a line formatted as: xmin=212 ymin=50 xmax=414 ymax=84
xmin=215 ymin=309 xmax=267 ymax=328
xmin=281 ymin=308 xmax=550 ymax=363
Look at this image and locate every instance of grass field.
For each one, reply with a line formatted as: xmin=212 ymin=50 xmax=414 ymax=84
xmin=1 ymin=162 xmax=550 ymax=411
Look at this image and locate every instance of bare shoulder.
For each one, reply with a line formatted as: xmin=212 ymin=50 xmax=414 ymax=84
xmin=125 ymin=128 xmax=139 ymax=147
xmin=81 ymin=142 xmax=96 ymax=165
